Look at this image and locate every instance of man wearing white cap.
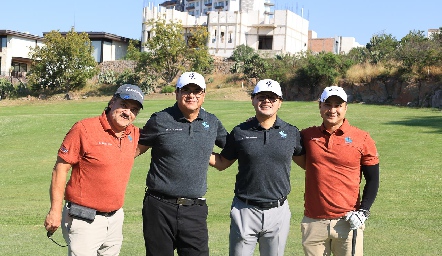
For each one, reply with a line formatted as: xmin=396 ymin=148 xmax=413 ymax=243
xmin=44 ymin=84 xmax=144 ymax=255
xmin=210 ymin=79 xmax=304 ymax=256
xmin=294 ymin=86 xmax=380 ymax=256
xmin=137 ymin=71 xmax=227 ymax=256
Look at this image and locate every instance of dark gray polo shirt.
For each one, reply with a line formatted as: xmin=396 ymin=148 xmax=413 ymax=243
xmin=221 ymin=116 xmax=304 ymax=202
xmin=139 ymin=103 xmax=227 ymax=198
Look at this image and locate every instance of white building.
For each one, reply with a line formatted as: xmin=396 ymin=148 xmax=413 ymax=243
xmin=0 ymin=30 xmax=44 ymax=77
xmin=142 ymin=0 xmax=309 ymax=58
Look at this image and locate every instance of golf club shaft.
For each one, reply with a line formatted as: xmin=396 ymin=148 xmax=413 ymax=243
xmin=351 ymin=229 xmax=357 ymax=256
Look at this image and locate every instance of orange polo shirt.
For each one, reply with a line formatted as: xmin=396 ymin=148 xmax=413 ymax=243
xmin=59 ymin=112 xmax=139 ymax=212
xmin=301 ymin=119 xmax=379 ymax=219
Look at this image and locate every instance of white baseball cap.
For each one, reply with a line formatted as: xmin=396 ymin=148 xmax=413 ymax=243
xmin=320 ymin=86 xmax=347 ymax=102
xmin=176 ymin=72 xmax=206 ymax=89
xmin=252 ymin=79 xmax=282 ymax=98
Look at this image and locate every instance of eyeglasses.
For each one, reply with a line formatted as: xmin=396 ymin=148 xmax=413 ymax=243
xmin=254 ymin=94 xmax=281 ymax=102
xmin=179 ymin=88 xmax=205 ymax=97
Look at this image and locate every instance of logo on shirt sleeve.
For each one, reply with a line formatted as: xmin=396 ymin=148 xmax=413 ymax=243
xmin=59 ymin=146 xmax=69 ymax=154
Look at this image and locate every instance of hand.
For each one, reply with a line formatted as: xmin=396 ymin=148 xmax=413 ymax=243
xmin=345 ymin=209 xmax=370 ymax=230
xmin=44 ymin=210 xmax=62 ymax=233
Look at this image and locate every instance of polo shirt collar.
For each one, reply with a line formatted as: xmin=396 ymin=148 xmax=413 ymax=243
xmin=172 ymin=102 xmax=205 ymax=122
xmin=250 ymin=116 xmax=282 ymax=130
xmin=99 ymin=111 xmax=132 ymax=137
xmin=320 ymin=118 xmax=350 ymax=135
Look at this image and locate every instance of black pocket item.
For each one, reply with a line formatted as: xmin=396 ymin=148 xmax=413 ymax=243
xmin=68 ymin=202 xmax=96 ymax=221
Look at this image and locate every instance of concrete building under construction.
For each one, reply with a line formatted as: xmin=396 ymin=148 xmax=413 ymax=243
xmin=142 ymin=0 xmax=309 ymax=58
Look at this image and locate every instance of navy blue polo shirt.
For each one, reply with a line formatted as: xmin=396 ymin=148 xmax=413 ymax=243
xmin=139 ymin=103 xmax=227 ymax=198
xmin=221 ymin=116 xmax=304 ymax=202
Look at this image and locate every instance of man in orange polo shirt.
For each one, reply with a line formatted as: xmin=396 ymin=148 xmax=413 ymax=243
xmin=294 ymin=86 xmax=380 ymax=256
xmin=44 ymin=84 xmax=144 ymax=255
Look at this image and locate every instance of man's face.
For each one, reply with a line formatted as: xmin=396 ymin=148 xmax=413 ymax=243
xmin=176 ymin=84 xmax=205 ymax=113
xmin=108 ymin=98 xmax=141 ymax=132
xmin=319 ymin=95 xmax=347 ymax=128
xmin=252 ymin=92 xmax=282 ymax=118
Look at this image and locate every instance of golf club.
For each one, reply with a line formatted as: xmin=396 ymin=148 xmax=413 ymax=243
xmin=351 ymin=229 xmax=357 ymax=256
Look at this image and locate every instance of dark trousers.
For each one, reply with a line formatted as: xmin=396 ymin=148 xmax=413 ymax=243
xmin=142 ymin=193 xmax=209 ymax=256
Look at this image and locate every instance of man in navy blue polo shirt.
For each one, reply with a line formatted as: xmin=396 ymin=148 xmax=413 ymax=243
xmin=210 ymin=79 xmax=305 ymax=256
xmin=137 ymin=71 xmax=227 ymax=256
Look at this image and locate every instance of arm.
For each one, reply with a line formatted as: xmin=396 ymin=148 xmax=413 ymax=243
xmin=360 ymin=164 xmax=380 ymax=211
xmin=209 ymin=152 xmax=236 ymax=171
xmin=292 ymin=155 xmax=306 ymax=170
xmin=44 ymin=156 xmax=71 ymax=233
xmin=345 ymin=164 xmax=379 ymax=229
xmin=135 ymin=144 xmax=150 ymax=158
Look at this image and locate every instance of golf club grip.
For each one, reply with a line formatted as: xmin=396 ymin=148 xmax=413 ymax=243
xmin=351 ymin=229 xmax=357 ymax=256
xmin=47 ymin=230 xmax=54 ymax=237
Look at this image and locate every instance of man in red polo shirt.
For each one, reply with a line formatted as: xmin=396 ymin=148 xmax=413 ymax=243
xmin=44 ymin=84 xmax=144 ymax=255
xmin=294 ymin=86 xmax=380 ymax=256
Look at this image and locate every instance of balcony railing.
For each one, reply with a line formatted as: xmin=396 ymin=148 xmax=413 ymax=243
xmin=214 ymin=5 xmax=224 ymax=9
xmin=186 ymin=5 xmax=196 ymax=10
xmin=205 ymin=2 xmax=212 ymax=6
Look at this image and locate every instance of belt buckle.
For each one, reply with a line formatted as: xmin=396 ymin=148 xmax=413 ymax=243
xmin=177 ymin=198 xmax=192 ymax=205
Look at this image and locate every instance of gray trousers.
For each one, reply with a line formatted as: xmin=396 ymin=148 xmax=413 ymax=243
xmin=229 ymin=196 xmax=291 ymax=256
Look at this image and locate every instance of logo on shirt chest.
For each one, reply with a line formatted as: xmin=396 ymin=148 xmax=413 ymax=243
xmin=98 ymin=141 xmax=113 ymax=146
xmin=279 ymin=131 xmax=287 ymax=139
xmin=202 ymin=122 xmax=210 ymax=130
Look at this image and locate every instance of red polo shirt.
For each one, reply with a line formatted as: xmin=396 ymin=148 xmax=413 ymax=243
xmin=301 ymin=119 xmax=379 ymax=219
xmin=59 ymin=112 xmax=139 ymax=212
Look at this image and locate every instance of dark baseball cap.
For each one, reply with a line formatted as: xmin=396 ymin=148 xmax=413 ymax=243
xmin=115 ymin=84 xmax=144 ymax=108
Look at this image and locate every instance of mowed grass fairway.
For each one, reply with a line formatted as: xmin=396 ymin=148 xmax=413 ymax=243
xmin=0 ymin=98 xmax=441 ymax=255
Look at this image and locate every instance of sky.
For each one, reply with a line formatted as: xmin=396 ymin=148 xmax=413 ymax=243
xmin=1 ymin=0 xmax=440 ymax=46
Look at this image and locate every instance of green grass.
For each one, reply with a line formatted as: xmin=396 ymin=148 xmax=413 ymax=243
xmin=0 ymin=99 xmax=441 ymax=255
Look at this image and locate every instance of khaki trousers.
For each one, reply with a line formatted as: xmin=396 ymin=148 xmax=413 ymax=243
xmin=61 ymin=204 xmax=124 ymax=256
xmin=301 ymin=216 xmax=364 ymax=256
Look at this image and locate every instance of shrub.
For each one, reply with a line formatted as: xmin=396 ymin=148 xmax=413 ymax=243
xmin=161 ymin=85 xmax=175 ymax=93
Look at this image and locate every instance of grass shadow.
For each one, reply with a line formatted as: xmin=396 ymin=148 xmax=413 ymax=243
xmin=386 ymin=115 xmax=442 ymax=134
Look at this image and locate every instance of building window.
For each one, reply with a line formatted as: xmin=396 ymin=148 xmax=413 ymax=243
xmin=212 ymin=29 xmax=217 ymax=43
xmin=258 ymin=36 xmax=273 ymax=50
xmin=0 ymin=37 xmax=7 ymax=51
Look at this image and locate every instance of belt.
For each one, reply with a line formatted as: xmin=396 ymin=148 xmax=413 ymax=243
xmin=96 ymin=210 xmax=118 ymax=217
xmin=67 ymin=202 xmax=118 ymax=217
xmin=236 ymin=196 xmax=287 ymax=210
xmin=147 ymin=190 xmax=206 ymax=206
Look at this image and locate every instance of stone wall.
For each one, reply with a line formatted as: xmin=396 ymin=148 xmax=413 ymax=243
xmin=283 ymin=78 xmax=442 ymax=108
xmin=97 ymin=60 xmax=442 ymax=108
xmin=99 ymin=60 xmax=136 ymax=73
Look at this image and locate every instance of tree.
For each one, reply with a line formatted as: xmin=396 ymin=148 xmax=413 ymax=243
xmin=295 ymin=52 xmax=347 ymax=98
xmin=229 ymin=44 xmax=255 ymax=74
xmin=243 ymin=53 xmax=268 ymax=81
xmin=230 ymin=44 xmax=255 ymax=62
xmin=396 ymin=30 xmax=433 ymax=73
xmin=366 ymin=33 xmax=398 ymax=64
xmin=124 ymin=39 xmax=142 ymax=61
xmin=28 ymin=28 xmax=98 ymax=93
xmin=140 ymin=19 xmax=186 ymax=85
xmin=187 ymin=25 xmax=214 ymax=74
